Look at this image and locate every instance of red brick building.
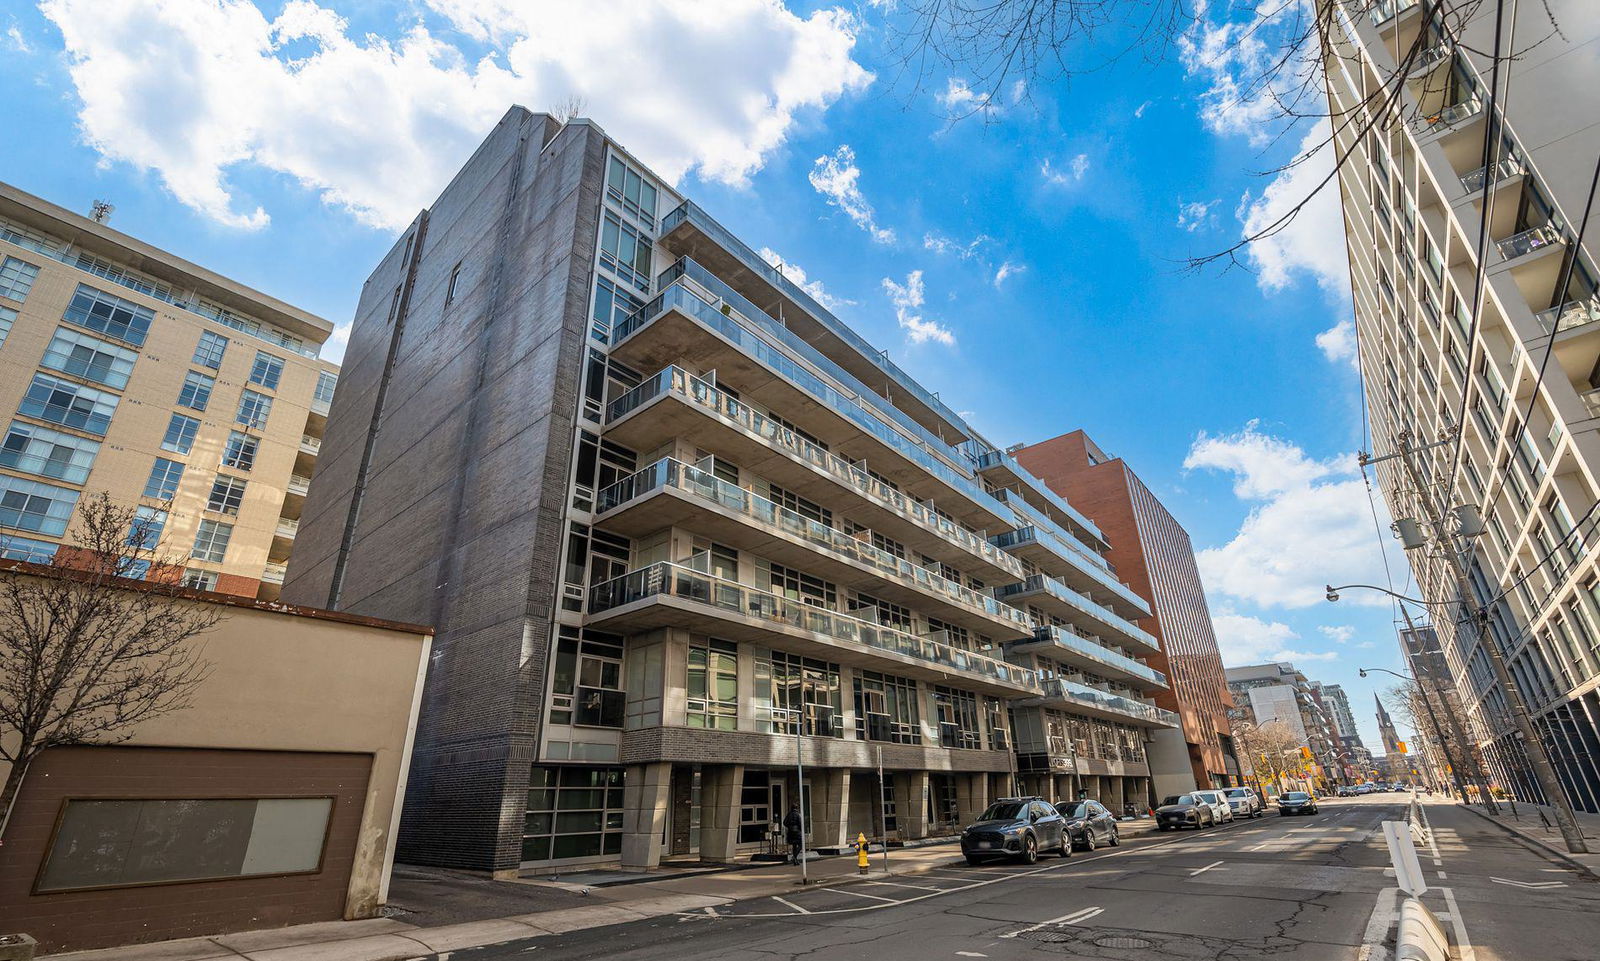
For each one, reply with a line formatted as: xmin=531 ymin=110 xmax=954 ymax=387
xmin=1015 ymin=430 xmax=1239 ymax=792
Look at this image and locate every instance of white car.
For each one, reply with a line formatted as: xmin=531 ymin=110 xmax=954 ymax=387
xmin=1191 ymin=790 xmax=1234 ymax=823
xmin=1223 ymin=786 xmax=1264 ymax=819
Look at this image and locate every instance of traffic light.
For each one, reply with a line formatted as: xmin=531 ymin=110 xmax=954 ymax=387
xmin=1300 ymin=747 xmax=1314 ymax=761
xmin=1396 ymin=740 xmax=1408 ymax=754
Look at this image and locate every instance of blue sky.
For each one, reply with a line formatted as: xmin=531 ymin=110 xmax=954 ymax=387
xmin=0 ymin=0 xmax=1421 ymax=754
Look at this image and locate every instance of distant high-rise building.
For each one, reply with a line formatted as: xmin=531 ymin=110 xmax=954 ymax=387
xmin=1322 ymin=0 xmax=1600 ymax=811
xmin=0 ymin=181 xmax=337 ymax=600
xmin=1014 ymin=429 xmax=1239 ymax=793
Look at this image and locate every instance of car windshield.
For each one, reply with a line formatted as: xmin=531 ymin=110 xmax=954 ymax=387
xmin=1283 ymin=792 xmax=1310 ymax=801
xmin=979 ymin=801 xmax=1028 ymax=821
xmin=1162 ymin=795 xmax=1193 ymax=806
xmin=1059 ymin=802 xmax=1089 ymax=819
xmin=1225 ymin=789 xmax=1248 ymax=798
xmin=1194 ymin=792 xmax=1217 ymax=802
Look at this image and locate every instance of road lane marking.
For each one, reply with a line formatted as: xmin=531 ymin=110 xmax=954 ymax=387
xmin=772 ymin=897 xmax=810 ymax=914
xmin=1188 ymin=860 xmax=1225 ymax=877
xmin=864 ymin=880 xmax=943 ymax=892
xmin=1357 ymin=886 xmax=1398 ymax=961
xmin=1000 ymin=906 xmax=1103 ymax=939
xmin=830 ymin=888 xmax=899 ymax=902
xmin=1489 ymin=877 xmax=1568 ymax=889
xmin=955 ymin=953 xmax=988 ymax=958
xmin=1442 ymin=887 xmax=1476 ymax=961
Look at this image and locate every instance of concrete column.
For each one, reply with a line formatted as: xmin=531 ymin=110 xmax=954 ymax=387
xmin=956 ymin=772 xmax=990 ymax=825
xmin=816 ymin=768 xmax=851 ymax=849
xmin=621 ymin=762 xmax=671 ymax=868
xmin=903 ymin=770 xmax=931 ymax=839
xmin=699 ymin=764 xmax=744 ymax=862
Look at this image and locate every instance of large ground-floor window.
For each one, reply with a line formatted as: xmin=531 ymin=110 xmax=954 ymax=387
xmin=523 ymin=766 xmax=625 ymax=861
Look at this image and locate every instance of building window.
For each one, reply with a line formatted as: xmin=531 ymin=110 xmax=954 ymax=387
xmin=61 ymin=284 xmax=154 ymax=347
xmin=144 ymin=457 xmax=186 ymax=499
xmin=161 ymin=413 xmax=201 ymax=454
xmin=0 ymin=475 xmax=80 ymax=536
xmin=549 ymin=627 xmax=625 ymax=728
xmin=0 ymin=256 xmax=41 ymax=302
xmin=236 ymin=389 xmax=273 ymax=430
xmin=0 ymin=533 xmax=58 ymax=563
xmin=191 ymin=518 xmax=232 ymax=562
xmin=40 ymin=327 xmax=139 ymax=390
xmin=607 ymin=155 xmax=658 ymax=227
xmin=182 ymin=568 xmax=219 ymax=591
xmin=36 ymin=796 xmax=332 ymax=893
xmin=445 ymin=262 xmax=462 ymax=305
xmin=193 ymin=330 xmax=229 ymax=369
xmin=249 ymin=351 xmax=285 ymax=390
xmin=126 ymin=505 xmax=167 ymax=550
xmin=855 ymin=670 xmax=921 ymax=744
xmin=599 ymin=211 xmax=652 ymax=293
xmin=767 ymin=483 xmax=832 ymax=527
xmin=222 ymin=430 xmax=258 ymax=471
xmin=207 ymin=476 xmax=246 ymax=515
xmin=769 ymin=564 xmax=836 ymax=609
xmin=687 ymin=637 xmax=739 ymax=730
xmin=932 ymin=686 xmax=982 ymax=750
xmin=522 ymin=766 xmax=624 ymax=861
xmin=571 ymin=431 xmax=637 ymax=512
xmin=313 ymin=370 xmax=337 ymax=406
xmin=386 ymin=285 xmax=401 ymax=324
xmin=176 ymin=370 xmax=216 ymax=411
xmin=0 ymin=421 xmax=100 ymax=484
xmin=0 ymin=305 xmax=16 ymax=348
xmin=591 ymin=275 xmax=645 ymax=343
xmin=20 ymin=373 xmax=119 ymax=436
xmin=757 ymin=649 xmax=842 ymax=737
xmin=852 ymin=592 xmax=912 ymax=632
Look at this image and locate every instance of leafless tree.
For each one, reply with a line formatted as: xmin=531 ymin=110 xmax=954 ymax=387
xmin=881 ymin=1 xmax=1568 ymax=272
xmin=0 ymin=494 xmax=220 ymax=832
xmin=1233 ymin=718 xmax=1309 ymax=792
xmin=551 ymin=94 xmax=589 ymax=125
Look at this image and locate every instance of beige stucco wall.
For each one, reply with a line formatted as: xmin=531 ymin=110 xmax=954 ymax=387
xmin=0 ymin=572 xmax=432 ymax=918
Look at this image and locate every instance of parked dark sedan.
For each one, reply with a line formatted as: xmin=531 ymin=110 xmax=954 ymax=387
xmin=960 ymin=797 xmax=1070 ymax=864
xmin=1056 ymin=799 xmax=1121 ymax=850
xmin=1155 ymin=794 xmax=1216 ymax=830
xmin=1278 ymin=791 xmax=1319 ymax=816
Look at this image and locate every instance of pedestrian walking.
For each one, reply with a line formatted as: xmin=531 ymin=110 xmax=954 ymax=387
xmin=784 ymin=804 xmax=804 ymax=865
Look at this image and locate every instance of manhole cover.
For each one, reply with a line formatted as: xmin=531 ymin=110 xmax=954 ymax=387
xmin=1029 ymin=931 xmax=1078 ymax=943
xmin=1095 ymin=936 xmax=1153 ymax=949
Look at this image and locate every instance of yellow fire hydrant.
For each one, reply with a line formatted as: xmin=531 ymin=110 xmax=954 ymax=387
xmin=856 ymin=832 xmax=870 ymax=874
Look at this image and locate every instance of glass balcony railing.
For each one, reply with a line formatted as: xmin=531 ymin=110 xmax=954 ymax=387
xmin=1024 ymin=626 xmax=1167 ymax=688
xmin=1582 ymin=388 xmax=1600 ymax=419
xmin=613 ymin=279 xmax=1013 ymax=524
xmin=1030 ymin=677 xmax=1178 ymax=727
xmin=1460 ymin=155 xmax=1525 ymax=193
xmin=975 ymin=450 xmax=1105 ymax=547
xmin=989 ymin=517 xmax=1151 ymax=618
xmin=1496 ymin=223 xmax=1564 ymax=261
xmin=587 ymin=562 xmax=1042 ymax=692
xmin=597 ymin=457 xmax=1035 ymax=632
xmin=660 ymin=201 xmax=976 ymax=440
xmin=1536 ymin=297 xmax=1600 ymax=336
xmin=1410 ymin=44 xmax=1450 ymax=75
xmin=1368 ymin=0 xmax=1418 ymax=25
xmin=997 ymin=574 xmax=1160 ymax=652
xmin=1409 ymin=98 xmax=1482 ymax=136
xmin=608 ymin=367 xmax=1024 ymax=577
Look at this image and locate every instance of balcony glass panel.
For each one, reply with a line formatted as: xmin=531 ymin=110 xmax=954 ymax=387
xmin=1536 ymin=297 xmax=1600 ymax=335
xmin=1409 ymin=98 xmax=1481 ymax=135
xmin=1496 ymin=224 xmax=1563 ymax=261
xmin=587 ymin=562 xmax=1040 ymax=691
xmin=1368 ymin=0 xmax=1418 ymax=25
xmin=1033 ymin=677 xmax=1178 ymax=726
xmin=997 ymin=573 xmax=1160 ymax=651
xmin=1026 ymin=626 xmax=1167 ymax=687
xmin=1460 ymin=156 xmax=1525 ymax=193
xmin=597 ymin=457 xmax=1035 ymax=631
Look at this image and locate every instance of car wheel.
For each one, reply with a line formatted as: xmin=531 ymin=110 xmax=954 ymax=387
xmin=1021 ymin=834 xmax=1038 ymax=865
xmin=1083 ymin=830 xmax=1097 ymax=852
xmin=1108 ymin=826 xmax=1120 ymax=847
xmin=1058 ymin=834 xmax=1072 ymax=858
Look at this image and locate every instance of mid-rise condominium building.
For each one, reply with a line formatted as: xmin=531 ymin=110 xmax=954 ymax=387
xmin=1226 ymin=662 xmax=1347 ymax=788
xmin=0 ymin=182 xmax=338 ymax=599
xmin=1013 ymin=429 xmax=1241 ymax=795
xmin=282 ymin=107 xmax=1178 ymax=872
xmin=1323 ymin=0 xmax=1600 ymax=810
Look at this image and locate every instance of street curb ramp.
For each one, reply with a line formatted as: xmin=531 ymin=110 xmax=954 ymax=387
xmin=1395 ymin=897 xmax=1449 ymax=961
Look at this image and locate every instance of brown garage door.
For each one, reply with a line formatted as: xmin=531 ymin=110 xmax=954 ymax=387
xmin=0 ymin=745 xmax=372 ymax=953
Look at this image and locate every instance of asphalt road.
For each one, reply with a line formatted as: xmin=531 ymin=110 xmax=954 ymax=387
xmin=412 ymin=796 xmax=1600 ymax=961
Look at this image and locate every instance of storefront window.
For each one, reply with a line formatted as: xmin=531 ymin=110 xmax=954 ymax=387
xmin=523 ymin=766 xmax=625 ymax=861
xmin=688 ymin=637 xmax=739 ymax=730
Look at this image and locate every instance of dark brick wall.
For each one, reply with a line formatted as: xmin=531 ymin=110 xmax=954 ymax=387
xmin=0 ymin=746 xmax=371 ymax=954
xmin=282 ymin=108 xmax=602 ymax=871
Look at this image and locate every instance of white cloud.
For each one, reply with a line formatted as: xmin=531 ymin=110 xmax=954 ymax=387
xmin=992 ymin=260 xmax=1025 ymax=288
xmin=1315 ymin=318 xmax=1357 ymax=364
xmin=1177 ymin=4 xmax=1317 ymax=147
xmin=1134 ymin=99 xmax=1151 ymax=118
xmin=41 ymin=0 xmax=872 ymax=229
xmin=923 ymin=231 xmax=988 ymax=259
xmin=1318 ymin=625 xmax=1355 ymax=644
xmin=1185 ymin=422 xmax=1400 ymax=610
xmin=936 ymin=77 xmax=998 ymax=118
xmin=1237 ymin=123 xmax=1349 ymax=296
xmin=5 ymin=19 xmax=31 ymax=52
xmin=758 ymin=247 xmax=853 ymax=311
xmin=809 ymin=144 xmax=895 ymax=244
xmin=1212 ymin=609 xmax=1339 ymax=666
xmin=321 ymin=320 xmax=351 ymax=363
xmin=1041 ymin=153 xmax=1089 ymax=186
xmin=1177 ymin=199 xmax=1219 ymax=232
xmin=882 ymin=270 xmax=954 ymax=346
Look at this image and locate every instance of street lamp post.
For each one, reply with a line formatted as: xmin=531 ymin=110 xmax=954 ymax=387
xmin=1350 ymin=429 xmax=1587 ymax=853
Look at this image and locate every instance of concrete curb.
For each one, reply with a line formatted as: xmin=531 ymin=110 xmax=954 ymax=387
xmin=1395 ymin=896 xmax=1449 ymax=961
xmin=1457 ymin=802 xmax=1600 ymax=881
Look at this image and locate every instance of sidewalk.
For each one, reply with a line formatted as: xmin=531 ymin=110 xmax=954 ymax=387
xmin=45 ymin=821 xmax=1160 ymax=961
xmin=1430 ymin=795 xmax=1600 ymax=880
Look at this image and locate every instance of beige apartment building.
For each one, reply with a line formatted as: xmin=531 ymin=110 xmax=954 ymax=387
xmin=1323 ymin=2 xmax=1600 ymax=809
xmin=0 ymin=182 xmax=338 ymax=599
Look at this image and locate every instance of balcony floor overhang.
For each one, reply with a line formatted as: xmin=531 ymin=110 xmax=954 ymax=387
xmin=596 ymin=486 xmax=1033 ymax=640
xmin=609 ymin=303 xmax=1007 ymax=531
xmin=1008 ymin=634 xmax=1166 ymax=690
xmin=1003 ymin=582 xmax=1158 ymax=654
xmin=994 ymin=530 xmax=1149 ymax=622
xmin=1013 ymin=689 xmax=1176 ymax=729
xmin=586 ymin=592 xmax=1035 ymax=698
xmin=604 ymin=390 xmax=1023 ymax=582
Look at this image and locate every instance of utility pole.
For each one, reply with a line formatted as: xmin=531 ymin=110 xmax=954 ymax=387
xmin=1373 ymin=429 xmax=1587 ymax=853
